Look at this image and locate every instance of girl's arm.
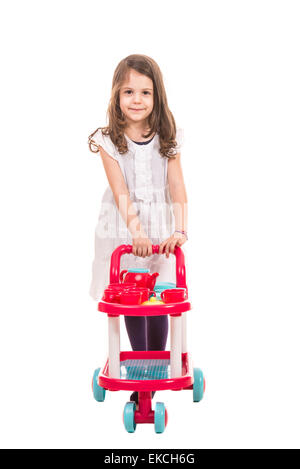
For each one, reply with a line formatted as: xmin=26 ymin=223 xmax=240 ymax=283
xmin=99 ymin=146 xmax=152 ymax=257
xmin=159 ymin=152 xmax=188 ymax=257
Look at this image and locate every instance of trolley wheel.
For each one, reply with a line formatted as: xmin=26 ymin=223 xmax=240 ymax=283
xmin=92 ymin=368 xmax=106 ymax=402
xmin=123 ymin=402 xmax=136 ymax=433
xmin=193 ymin=368 xmax=205 ymax=402
xmin=154 ymin=402 xmax=166 ymax=434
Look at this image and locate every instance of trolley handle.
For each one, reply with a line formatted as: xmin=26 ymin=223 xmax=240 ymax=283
xmin=109 ymin=244 xmax=187 ymax=288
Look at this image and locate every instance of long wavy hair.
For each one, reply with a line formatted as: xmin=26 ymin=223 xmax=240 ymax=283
xmin=88 ymin=54 xmax=179 ymax=158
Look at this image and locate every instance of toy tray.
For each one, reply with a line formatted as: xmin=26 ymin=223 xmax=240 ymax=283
xmin=98 ymin=351 xmax=193 ymax=392
xmin=98 ymin=300 xmax=191 ymax=316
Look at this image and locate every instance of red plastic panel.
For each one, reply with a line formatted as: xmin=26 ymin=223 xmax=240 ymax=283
xmin=98 ymin=299 xmax=191 ymax=316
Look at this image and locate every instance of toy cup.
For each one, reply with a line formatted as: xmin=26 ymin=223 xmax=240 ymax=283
xmin=160 ymin=288 xmax=187 ymax=303
xmin=120 ymin=290 xmax=143 ymax=305
xmin=102 ymin=288 xmax=120 ymax=303
xmin=127 ymin=287 xmax=156 ymax=303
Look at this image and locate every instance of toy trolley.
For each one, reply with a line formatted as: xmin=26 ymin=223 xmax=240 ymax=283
xmin=92 ymin=244 xmax=205 ymax=433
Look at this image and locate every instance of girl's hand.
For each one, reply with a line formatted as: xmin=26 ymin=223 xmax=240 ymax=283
xmin=159 ymin=232 xmax=187 ymax=258
xmin=132 ymin=232 xmax=153 ymax=258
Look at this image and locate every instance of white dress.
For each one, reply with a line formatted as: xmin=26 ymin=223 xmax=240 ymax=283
xmin=89 ymin=128 xmax=186 ymax=301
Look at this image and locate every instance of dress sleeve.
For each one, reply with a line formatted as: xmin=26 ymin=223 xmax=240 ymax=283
xmin=174 ymin=127 xmax=184 ymax=154
xmin=88 ymin=128 xmax=118 ymax=161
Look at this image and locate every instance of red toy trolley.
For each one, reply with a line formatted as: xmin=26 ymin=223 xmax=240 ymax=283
xmin=92 ymin=244 xmax=205 ymax=433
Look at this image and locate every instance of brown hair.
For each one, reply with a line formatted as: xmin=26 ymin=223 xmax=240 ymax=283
xmin=88 ymin=54 xmax=179 ymax=158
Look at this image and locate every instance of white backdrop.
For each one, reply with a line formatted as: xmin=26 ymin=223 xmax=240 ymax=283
xmin=0 ymin=0 xmax=300 ymax=449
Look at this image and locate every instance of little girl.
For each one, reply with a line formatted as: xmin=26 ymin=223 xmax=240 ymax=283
xmin=88 ymin=54 xmax=188 ymax=404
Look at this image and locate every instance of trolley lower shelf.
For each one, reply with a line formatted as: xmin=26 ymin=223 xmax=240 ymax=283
xmin=98 ymin=351 xmax=193 ymax=392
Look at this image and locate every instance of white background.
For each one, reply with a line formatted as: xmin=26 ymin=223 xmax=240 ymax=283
xmin=0 ymin=0 xmax=299 ymax=449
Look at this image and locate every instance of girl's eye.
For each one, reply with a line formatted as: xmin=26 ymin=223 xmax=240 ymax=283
xmin=124 ymin=90 xmax=151 ymax=95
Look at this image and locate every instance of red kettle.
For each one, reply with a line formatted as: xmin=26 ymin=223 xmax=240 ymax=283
xmin=120 ymin=268 xmax=159 ymax=291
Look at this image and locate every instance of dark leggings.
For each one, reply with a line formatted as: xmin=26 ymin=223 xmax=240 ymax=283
xmin=124 ymin=315 xmax=168 ymax=403
xmin=124 ymin=315 xmax=168 ymax=352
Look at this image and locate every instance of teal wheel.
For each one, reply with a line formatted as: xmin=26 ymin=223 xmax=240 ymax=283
xmin=193 ymin=368 xmax=205 ymax=402
xmin=123 ymin=402 xmax=136 ymax=433
xmin=154 ymin=402 xmax=166 ymax=434
xmin=92 ymin=368 xmax=106 ymax=402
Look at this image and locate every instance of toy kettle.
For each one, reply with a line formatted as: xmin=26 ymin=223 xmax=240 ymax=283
xmin=120 ymin=268 xmax=159 ymax=290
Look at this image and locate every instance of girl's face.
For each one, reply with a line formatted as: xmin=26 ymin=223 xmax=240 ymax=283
xmin=119 ymin=69 xmax=154 ymax=127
